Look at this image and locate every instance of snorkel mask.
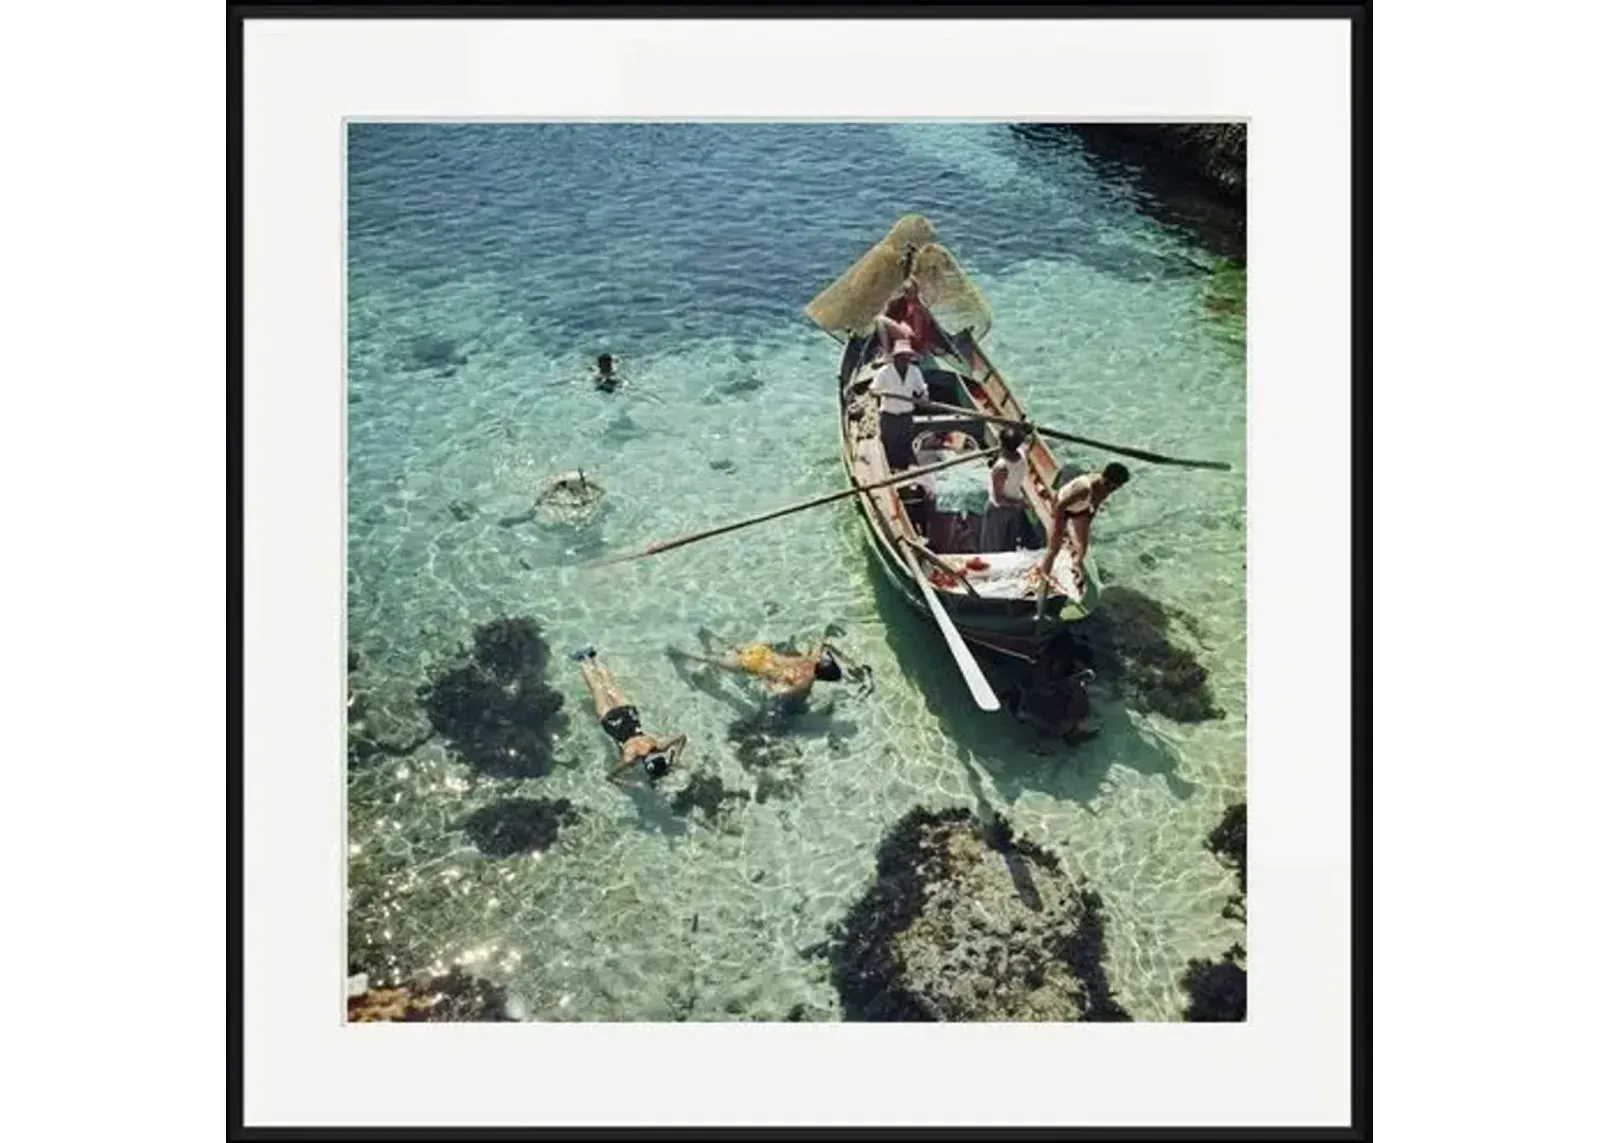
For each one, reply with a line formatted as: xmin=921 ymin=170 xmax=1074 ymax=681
xmin=643 ymin=752 xmax=672 ymax=780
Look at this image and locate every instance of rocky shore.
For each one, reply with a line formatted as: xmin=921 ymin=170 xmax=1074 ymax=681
xmin=1070 ymin=123 xmax=1246 ymax=200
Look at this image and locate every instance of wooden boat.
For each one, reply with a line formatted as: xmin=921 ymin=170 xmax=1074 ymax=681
xmin=808 ymin=217 xmax=1100 ymax=666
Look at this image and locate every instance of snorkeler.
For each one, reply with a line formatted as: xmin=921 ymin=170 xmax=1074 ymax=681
xmin=497 ymin=470 xmax=605 ymax=529
xmin=532 ymin=469 xmax=603 ymax=506
xmin=594 ymin=353 xmax=622 ymax=393
xmin=669 ymin=633 xmax=851 ymax=710
xmin=569 ymin=647 xmax=687 ymax=784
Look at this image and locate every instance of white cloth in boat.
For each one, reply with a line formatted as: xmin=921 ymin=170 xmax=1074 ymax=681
xmin=944 ymin=550 xmax=1046 ymax=600
xmin=868 ymin=360 xmax=928 ymax=416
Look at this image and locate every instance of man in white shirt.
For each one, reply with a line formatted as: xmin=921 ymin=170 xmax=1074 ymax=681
xmin=868 ymin=339 xmax=929 ymax=470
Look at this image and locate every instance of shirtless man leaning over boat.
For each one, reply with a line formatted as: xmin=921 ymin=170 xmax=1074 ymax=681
xmin=668 ymin=633 xmax=850 ymax=712
xmin=1029 ymin=462 xmax=1131 ymax=597
xmin=568 ymin=647 xmax=688 ymax=785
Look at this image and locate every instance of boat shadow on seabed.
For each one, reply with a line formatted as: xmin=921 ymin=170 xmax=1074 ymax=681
xmin=862 ymin=556 xmax=1201 ymax=808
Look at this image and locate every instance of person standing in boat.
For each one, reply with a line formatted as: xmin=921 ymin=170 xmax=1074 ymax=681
xmin=1032 ymin=463 xmax=1131 ymax=596
xmin=869 ymin=339 xmax=929 ymax=470
xmin=980 ymin=427 xmax=1030 ymax=552
xmin=873 ymin=276 xmax=937 ymax=360
xmin=567 ymin=647 xmax=688 ymax=785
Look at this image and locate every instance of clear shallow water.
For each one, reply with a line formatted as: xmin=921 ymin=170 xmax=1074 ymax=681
xmin=346 ymin=123 xmax=1246 ymax=1021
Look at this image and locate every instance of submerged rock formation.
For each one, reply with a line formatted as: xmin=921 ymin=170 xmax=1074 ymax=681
xmin=829 ymin=807 xmax=1131 ymax=1021
xmin=346 ymin=968 xmax=512 ymax=1023
xmin=461 ymin=796 xmax=580 ymax=858
xmin=1207 ymin=801 xmax=1247 ymax=920
xmin=1181 ymin=943 xmax=1247 ymax=1022
xmin=1071 ymin=586 xmax=1225 ymax=723
xmin=417 ymin=617 xmax=567 ymax=778
xmin=1183 ymin=802 xmax=1248 ymax=1020
xmin=1071 ymin=123 xmax=1246 ymax=200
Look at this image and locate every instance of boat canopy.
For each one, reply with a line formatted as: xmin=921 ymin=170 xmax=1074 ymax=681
xmin=804 ymin=214 xmax=994 ymax=343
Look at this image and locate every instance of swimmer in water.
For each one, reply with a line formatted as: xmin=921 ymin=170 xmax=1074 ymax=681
xmin=669 ymin=633 xmax=850 ymax=711
xmin=594 ymin=353 xmax=623 ymax=393
xmin=497 ymin=470 xmax=605 ymax=528
xmin=569 ymin=647 xmax=687 ymax=784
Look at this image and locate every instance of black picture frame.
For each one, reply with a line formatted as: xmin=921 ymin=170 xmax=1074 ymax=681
xmin=229 ymin=3 xmax=1372 ymax=1138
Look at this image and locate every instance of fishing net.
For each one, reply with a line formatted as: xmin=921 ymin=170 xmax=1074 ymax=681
xmin=804 ymin=214 xmax=993 ymax=342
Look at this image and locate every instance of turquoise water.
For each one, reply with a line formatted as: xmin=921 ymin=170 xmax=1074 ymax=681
xmin=346 ymin=123 xmax=1246 ymax=1021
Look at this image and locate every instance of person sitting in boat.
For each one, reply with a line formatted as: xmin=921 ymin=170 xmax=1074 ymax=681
xmin=1031 ymin=463 xmax=1131 ymax=596
xmin=568 ymin=647 xmax=687 ymax=784
xmin=668 ymin=634 xmax=849 ymax=712
xmin=980 ymin=427 xmax=1030 ymax=552
xmin=869 ymin=339 xmax=930 ymax=471
xmin=873 ymin=276 xmax=937 ymax=360
xmin=593 ymin=353 xmax=623 ymax=393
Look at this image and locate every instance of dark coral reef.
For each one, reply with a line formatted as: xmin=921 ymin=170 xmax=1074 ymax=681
xmin=417 ymin=617 xmax=567 ymax=777
xmin=1181 ymin=943 xmax=1247 ymax=1022
xmin=1070 ymin=586 xmax=1225 ymax=723
xmin=1207 ymin=801 xmax=1247 ymax=915
xmin=461 ymin=796 xmax=579 ymax=858
xmin=1183 ymin=801 xmax=1248 ymax=1020
xmin=828 ymin=807 xmax=1131 ymax=1021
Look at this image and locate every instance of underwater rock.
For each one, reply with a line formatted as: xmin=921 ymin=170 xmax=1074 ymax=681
xmin=828 ymin=807 xmax=1131 ymax=1022
xmin=1206 ymin=802 xmax=1247 ymax=920
xmin=461 ymin=797 xmax=579 ymax=858
xmin=347 ymin=967 xmax=512 ymax=1023
xmin=1071 ymin=586 xmax=1224 ymax=722
xmin=407 ymin=333 xmax=468 ymax=374
xmin=417 ymin=616 xmax=567 ymax=778
xmin=1207 ymin=802 xmax=1246 ymax=892
xmin=1181 ymin=943 xmax=1247 ymax=1022
xmin=709 ymin=459 xmax=736 ymax=472
xmin=669 ymin=772 xmax=751 ymax=823
xmin=447 ymin=499 xmax=477 ymax=522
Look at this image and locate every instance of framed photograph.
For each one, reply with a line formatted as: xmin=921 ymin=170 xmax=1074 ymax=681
xmin=236 ymin=3 xmax=1369 ymax=1136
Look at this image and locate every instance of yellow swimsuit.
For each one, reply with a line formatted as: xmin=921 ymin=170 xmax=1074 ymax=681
xmin=735 ymin=644 xmax=781 ymax=675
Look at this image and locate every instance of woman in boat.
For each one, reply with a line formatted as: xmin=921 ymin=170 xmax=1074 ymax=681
xmin=568 ymin=647 xmax=687 ymax=784
xmin=873 ymin=276 xmax=938 ymax=360
xmin=1031 ymin=463 xmax=1131 ymax=595
xmin=669 ymin=635 xmax=848 ymax=712
xmin=980 ymin=427 xmax=1030 ymax=552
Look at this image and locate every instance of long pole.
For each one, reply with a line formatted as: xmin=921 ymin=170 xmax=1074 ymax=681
xmin=914 ymin=399 xmax=1233 ymax=472
xmin=589 ymin=446 xmax=1000 ymax=568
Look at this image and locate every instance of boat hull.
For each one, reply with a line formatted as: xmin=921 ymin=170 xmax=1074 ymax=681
xmin=836 ymin=331 xmax=1099 ymax=664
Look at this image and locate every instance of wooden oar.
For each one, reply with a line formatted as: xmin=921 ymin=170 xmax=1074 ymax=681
xmin=914 ymin=398 xmax=1232 ymax=472
xmin=892 ymin=532 xmax=1001 ymax=712
xmin=588 ymin=446 xmax=1000 ymax=568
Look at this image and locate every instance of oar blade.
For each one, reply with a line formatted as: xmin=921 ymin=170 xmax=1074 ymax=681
xmin=903 ymin=547 xmax=1001 ymax=712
